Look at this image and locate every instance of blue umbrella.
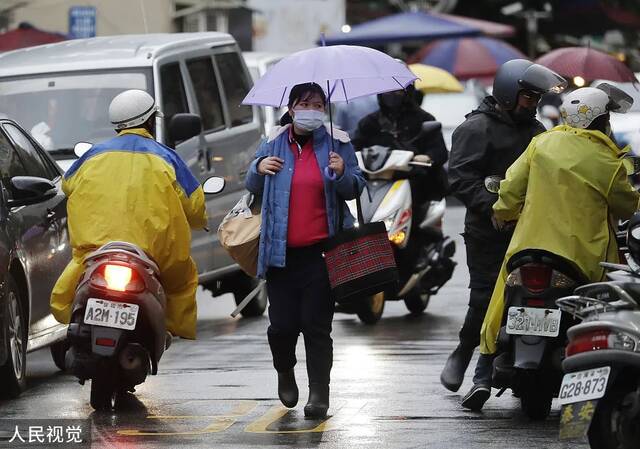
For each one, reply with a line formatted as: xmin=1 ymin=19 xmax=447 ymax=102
xmin=321 ymin=11 xmax=480 ymax=46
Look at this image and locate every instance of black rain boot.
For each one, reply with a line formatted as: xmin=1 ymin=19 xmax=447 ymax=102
xmin=440 ymin=344 xmax=474 ymax=392
xmin=304 ymin=383 xmax=329 ymax=418
xmin=277 ymin=369 xmax=299 ymax=408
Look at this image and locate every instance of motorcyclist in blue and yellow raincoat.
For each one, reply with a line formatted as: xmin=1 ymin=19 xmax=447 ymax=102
xmin=50 ymin=89 xmax=207 ymax=339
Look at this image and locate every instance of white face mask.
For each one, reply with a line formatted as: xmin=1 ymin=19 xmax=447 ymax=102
xmin=293 ymin=109 xmax=325 ymax=132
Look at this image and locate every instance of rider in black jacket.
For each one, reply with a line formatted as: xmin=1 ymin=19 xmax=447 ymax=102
xmin=352 ymin=86 xmax=449 ymax=204
xmin=440 ymin=59 xmax=567 ymax=410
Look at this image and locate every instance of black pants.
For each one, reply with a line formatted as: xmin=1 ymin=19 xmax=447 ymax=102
xmin=266 ymin=244 xmax=335 ymax=385
xmin=458 ymin=234 xmax=510 ymax=348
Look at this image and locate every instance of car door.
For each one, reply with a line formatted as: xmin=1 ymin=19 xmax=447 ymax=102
xmin=1 ymin=123 xmax=69 ymax=339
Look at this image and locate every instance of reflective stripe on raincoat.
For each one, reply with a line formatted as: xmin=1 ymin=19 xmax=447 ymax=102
xmin=50 ymin=128 xmax=207 ymax=339
xmin=480 ymin=125 xmax=640 ymax=354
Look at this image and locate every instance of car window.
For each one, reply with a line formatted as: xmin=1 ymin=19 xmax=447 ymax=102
xmin=3 ymin=124 xmax=56 ymax=180
xmin=160 ymin=63 xmax=189 ymax=128
xmin=215 ymin=52 xmax=253 ymax=127
xmin=186 ymin=57 xmax=225 ymax=131
xmin=0 ymin=130 xmax=27 ymax=199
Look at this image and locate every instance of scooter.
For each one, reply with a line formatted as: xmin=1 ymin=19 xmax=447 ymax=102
xmin=556 ymin=214 xmax=640 ymax=448
xmin=342 ymin=122 xmax=456 ymax=324
xmin=65 ymin=176 xmax=226 ymax=410
xmin=491 ymin=249 xmax=587 ymax=420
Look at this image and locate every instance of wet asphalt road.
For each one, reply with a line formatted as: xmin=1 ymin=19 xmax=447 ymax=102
xmin=0 ymin=206 xmax=589 ymax=448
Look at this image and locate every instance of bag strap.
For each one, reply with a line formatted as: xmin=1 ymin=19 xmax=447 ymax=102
xmin=338 ymin=177 xmax=365 ymax=230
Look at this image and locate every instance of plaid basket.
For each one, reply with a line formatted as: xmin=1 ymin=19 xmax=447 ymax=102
xmin=324 ymin=186 xmax=398 ymax=303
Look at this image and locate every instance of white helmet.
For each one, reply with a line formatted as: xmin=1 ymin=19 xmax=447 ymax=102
xmin=560 ymin=87 xmax=609 ymax=129
xmin=108 ymin=89 xmax=163 ymax=130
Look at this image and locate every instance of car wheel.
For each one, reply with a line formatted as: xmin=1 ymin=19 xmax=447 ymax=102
xmin=229 ymin=273 xmax=267 ymax=318
xmin=356 ymin=292 xmax=385 ymax=325
xmin=0 ymin=276 xmax=27 ymax=398
xmin=50 ymin=340 xmax=69 ymax=371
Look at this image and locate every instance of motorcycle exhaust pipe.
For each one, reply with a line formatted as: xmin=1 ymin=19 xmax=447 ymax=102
xmin=118 ymin=343 xmax=150 ymax=385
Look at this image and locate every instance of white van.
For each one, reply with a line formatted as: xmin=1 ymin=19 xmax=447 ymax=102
xmin=0 ymin=33 xmax=268 ymax=316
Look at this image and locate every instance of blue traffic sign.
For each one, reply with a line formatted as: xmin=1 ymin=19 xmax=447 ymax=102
xmin=69 ymin=6 xmax=96 ymax=39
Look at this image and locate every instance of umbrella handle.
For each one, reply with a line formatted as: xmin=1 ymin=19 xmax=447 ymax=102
xmin=324 ymin=166 xmax=337 ymax=180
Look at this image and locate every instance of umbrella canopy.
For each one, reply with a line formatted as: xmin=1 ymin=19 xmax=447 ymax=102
xmin=0 ymin=22 xmax=66 ymax=52
xmin=432 ymin=12 xmax=515 ymax=38
xmin=242 ymin=45 xmax=417 ymax=107
xmin=321 ymin=11 xmax=480 ymax=46
xmin=408 ymin=63 xmax=463 ymax=93
xmin=535 ymin=46 xmax=637 ymax=84
xmin=408 ymin=37 xmax=526 ymax=80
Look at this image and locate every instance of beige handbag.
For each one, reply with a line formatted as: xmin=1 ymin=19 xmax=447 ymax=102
xmin=217 ymin=193 xmax=261 ymax=277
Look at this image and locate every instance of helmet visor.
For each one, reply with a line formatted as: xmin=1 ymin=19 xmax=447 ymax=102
xmin=519 ymin=64 xmax=568 ymax=95
xmin=595 ymin=82 xmax=634 ymax=114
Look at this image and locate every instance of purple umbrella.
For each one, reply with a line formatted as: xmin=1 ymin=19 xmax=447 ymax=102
xmin=242 ymin=45 xmax=417 ymax=107
xmin=242 ymin=45 xmax=416 ymax=179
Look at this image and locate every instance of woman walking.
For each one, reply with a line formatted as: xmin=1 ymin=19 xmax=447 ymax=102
xmin=245 ymin=82 xmax=364 ymax=418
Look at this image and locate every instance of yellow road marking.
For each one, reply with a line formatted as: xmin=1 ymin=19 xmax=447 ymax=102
xmin=244 ymin=399 xmax=367 ymax=434
xmin=118 ymin=400 xmax=257 ymax=436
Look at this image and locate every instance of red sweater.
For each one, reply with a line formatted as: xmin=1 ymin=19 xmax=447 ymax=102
xmin=287 ymin=132 xmax=329 ymax=248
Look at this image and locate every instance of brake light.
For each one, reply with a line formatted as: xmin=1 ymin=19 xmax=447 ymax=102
xmin=89 ymin=263 xmax=145 ymax=293
xmin=566 ymin=330 xmax=611 ymax=356
xmin=520 ymin=264 xmax=552 ymax=293
xmin=104 ymin=265 xmax=132 ymax=291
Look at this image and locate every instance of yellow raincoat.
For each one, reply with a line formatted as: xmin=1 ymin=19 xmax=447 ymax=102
xmin=50 ymin=128 xmax=207 ymax=339
xmin=480 ymin=125 xmax=639 ymax=354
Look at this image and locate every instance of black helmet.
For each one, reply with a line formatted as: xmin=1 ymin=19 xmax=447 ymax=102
xmin=493 ymin=59 xmax=567 ymax=110
xmin=627 ymin=212 xmax=640 ymax=264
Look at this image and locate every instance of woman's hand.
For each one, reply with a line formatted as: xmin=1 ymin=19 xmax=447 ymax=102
xmin=328 ymin=152 xmax=345 ymax=177
xmin=258 ymin=156 xmax=284 ymax=175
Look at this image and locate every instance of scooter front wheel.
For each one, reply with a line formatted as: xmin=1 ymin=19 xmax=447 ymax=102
xmin=356 ymin=292 xmax=385 ymax=325
xmin=404 ymin=290 xmax=431 ymax=315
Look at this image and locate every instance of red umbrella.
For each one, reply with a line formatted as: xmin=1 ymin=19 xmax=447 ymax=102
xmin=407 ymin=37 xmax=526 ymax=81
xmin=535 ymin=46 xmax=636 ymax=83
xmin=0 ymin=22 xmax=66 ymax=52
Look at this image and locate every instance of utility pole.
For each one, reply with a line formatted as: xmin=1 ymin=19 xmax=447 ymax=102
xmin=502 ymin=2 xmax=552 ymax=58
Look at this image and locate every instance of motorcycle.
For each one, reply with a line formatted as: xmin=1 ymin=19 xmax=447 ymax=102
xmin=556 ymin=214 xmax=640 ymax=448
xmin=65 ymin=176 xmax=225 ymax=410
xmin=342 ymin=121 xmax=456 ymax=324
xmin=491 ymin=249 xmax=587 ymax=420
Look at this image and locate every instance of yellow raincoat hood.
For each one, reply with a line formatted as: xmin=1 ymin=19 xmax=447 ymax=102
xmin=480 ymin=125 xmax=639 ymax=354
xmin=50 ymin=128 xmax=207 ymax=339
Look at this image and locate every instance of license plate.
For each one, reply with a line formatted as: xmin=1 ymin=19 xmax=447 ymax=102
xmin=506 ymin=306 xmax=561 ymax=337
xmin=558 ymin=366 xmax=610 ymax=405
xmin=84 ymin=298 xmax=139 ymax=330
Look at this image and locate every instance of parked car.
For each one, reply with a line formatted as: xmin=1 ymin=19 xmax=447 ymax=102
xmin=0 ymin=118 xmax=71 ymax=397
xmin=0 ymin=33 xmax=268 ymax=317
xmin=243 ymin=51 xmax=286 ymax=136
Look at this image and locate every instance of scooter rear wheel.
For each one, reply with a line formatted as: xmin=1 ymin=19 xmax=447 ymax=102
xmin=588 ymin=383 xmax=640 ymax=449
xmin=520 ymin=389 xmax=552 ymax=421
xmin=90 ymin=374 xmax=118 ymax=411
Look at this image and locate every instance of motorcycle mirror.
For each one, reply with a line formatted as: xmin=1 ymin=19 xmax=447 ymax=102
xmin=73 ymin=142 xmax=93 ymax=158
xmin=203 ymin=177 xmax=225 ymax=194
xmin=484 ymin=175 xmax=502 ymax=194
